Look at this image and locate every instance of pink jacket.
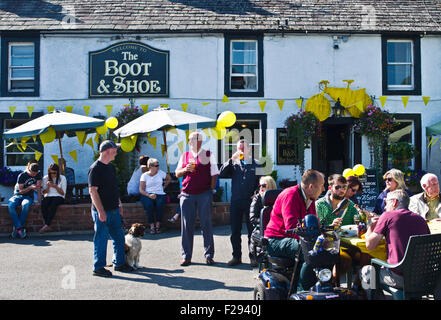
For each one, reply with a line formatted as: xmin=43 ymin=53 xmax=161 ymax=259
xmin=264 ymin=185 xmax=317 ymax=239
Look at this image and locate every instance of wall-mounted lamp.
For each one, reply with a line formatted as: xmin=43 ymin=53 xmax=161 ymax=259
xmin=332 ymin=98 xmax=345 ymax=117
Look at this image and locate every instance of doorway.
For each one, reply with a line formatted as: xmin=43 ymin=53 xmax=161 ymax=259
xmin=312 ymin=118 xmax=361 ymax=180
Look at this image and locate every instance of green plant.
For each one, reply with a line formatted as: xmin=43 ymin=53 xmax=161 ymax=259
xmin=388 ymin=142 xmax=418 ymax=161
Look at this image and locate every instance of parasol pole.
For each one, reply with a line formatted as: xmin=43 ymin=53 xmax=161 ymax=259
xmin=162 ymin=128 xmax=170 ymax=175
xmin=57 ymin=131 xmax=65 ymax=175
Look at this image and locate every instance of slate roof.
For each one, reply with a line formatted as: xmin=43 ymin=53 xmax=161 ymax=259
xmin=0 ymin=0 xmax=440 ymax=34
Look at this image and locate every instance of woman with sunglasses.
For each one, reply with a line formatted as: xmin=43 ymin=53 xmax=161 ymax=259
xmin=39 ymin=163 xmax=67 ymax=234
xmin=249 ymin=176 xmax=277 ymax=267
xmin=373 ymin=168 xmax=412 ymax=215
xmin=139 ymin=158 xmax=171 ymax=234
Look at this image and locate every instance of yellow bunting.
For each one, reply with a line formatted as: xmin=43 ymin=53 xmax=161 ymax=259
xmin=75 ymin=131 xmax=86 ymax=146
xmin=217 ymin=111 xmax=236 ymax=128
xmin=20 ymin=137 xmax=29 ymax=151
xmin=96 ymin=125 xmax=107 ymax=135
xmin=94 ymin=134 xmax=100 ymax=144
xmin=202 ymin=102 xmax=211 ymax=106
xmin=9 ymin=106 xmax=16 ymax=117
xmin=221 ymin=95 xmax=229 ymax=103
xmin=295 ymin=98 xmax=303 ymax=109
xmin=40 ymin=127 xmax=56 ymax=144
xmin=167 ymin=127 xmax=178 ymax=136
xmin=177 ymin=141 xmax=184 ymax=153
xmin=240 ymin=101 xmax=248 ymax=104
xmin=423 ymin=96 xmax=430 ymax=106
xmin=401 ymin=96 xmax=409 ymax=108
xmin=277 ymin=100 xmax=285 ymax=111
xmin=51 ymin=155 xmax=59 ymax=165
xmin=428 ymin=136 xmax=439 ymax=148
xmin=34 ymin=151 xmax=43 ymax=161
xmin=27 ymin=106 xmax=34 ymax=117
xmin=105 ymin=117 xmax=118 ymax=129
xmin=148 ymin=136 xmax=157 ymax=149
xmin=17 ymin=143 xmax=24 ymax=153
xmin=85 ymin=137 xmax=94 ymax=149
xmin=32 ymin=135 xmax=37 ymax=142
xmin=141 ymin=105 xmax=149 ymax=113
xmin=105 ymin=105 xmax=113 ymax=116
xmin=83 ymin=105 xmax=91 ymax=115
xmin=181 ymin=103 xmax=189 ymax=112
xmin=68 ymin=150 xmax=78 ymax=163
xmin=379 ymin=96 xmax=387 ymax=108
xmin=160 ymin=104 xmax=168 ymax=108
xmin=121 ymin=136 xmax=135 ymax=152
xmin=47 ymin=106 xmax=55 ymax=113
xmin=161 ymin=144 xmax=166 ymax=157
xmin=258 ymin=101 xmax=267 ymax=112
xmin=65 ymin=106 xmax=74 ymax=113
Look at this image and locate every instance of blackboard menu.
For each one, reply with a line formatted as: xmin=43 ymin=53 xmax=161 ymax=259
xmin=277 ymin=128 xmax=299 ymax=165
xmin=354 ymin=169 xmax=379 ymax=211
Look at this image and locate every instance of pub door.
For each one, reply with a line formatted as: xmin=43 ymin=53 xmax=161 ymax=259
xmin=312 ymin=118 xmax=361 ymax=182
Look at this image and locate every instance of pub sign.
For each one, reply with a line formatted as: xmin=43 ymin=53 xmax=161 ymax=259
xmin=89 ymin=41 xmax=169 ymax=98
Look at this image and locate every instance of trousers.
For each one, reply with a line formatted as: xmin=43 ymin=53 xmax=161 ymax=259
xmin=8 ymin=195 xmax=33 ymax=229
xmin=229 ymin=199 xmax=253 ymax=259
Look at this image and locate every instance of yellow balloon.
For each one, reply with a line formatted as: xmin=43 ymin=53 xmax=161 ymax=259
xmin=343 ymin=168 xmax=355 ymax=178
xmin=353 ymin=164 xmax=366 ymax=176
xmin=40 ymin=126 xmax=56 ymax=143
xmin=96 ymin=125 xmax=107 ymax=135
xmin=105 ymin=117 xmax=118 ymax=129
xmin=217 ymin=111 xmax=236 ymax=128
xmin=211 ymin=125 xmax=227 ymax=140
xmin=120 ymin=137 xmax=135 ymax=152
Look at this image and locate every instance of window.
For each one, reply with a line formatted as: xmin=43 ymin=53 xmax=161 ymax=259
xmin=225 ymin=35 xmax=263 ymax=97
xmin=382 ymin=36 xmax=421 ymax=95
xmin=1 ymin=35 xmax=39 ymax=96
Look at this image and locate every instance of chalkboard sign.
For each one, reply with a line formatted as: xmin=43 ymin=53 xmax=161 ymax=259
xmin=354 ymin=169 xmax=379 ymax=211
xmin=277 ymin=128 xmax=299 ymax=165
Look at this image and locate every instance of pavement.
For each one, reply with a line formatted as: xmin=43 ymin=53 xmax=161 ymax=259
xmin=0 ymin=225 xmax=258 ymax=300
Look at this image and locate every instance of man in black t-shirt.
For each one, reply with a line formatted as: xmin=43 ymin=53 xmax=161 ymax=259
xmin=88 ymin=140 xmax=133 ymax=277
xmin=8 ymin=163 xmax=42 ymax=239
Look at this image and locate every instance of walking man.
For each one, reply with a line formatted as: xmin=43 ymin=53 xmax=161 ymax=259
xmin=89 ymin=140 xmax=133 ymax=277
xmin=219 ymin=139 xmax=260 ymax=266
xmin=175 ymin=132 xmax=219 ymax=266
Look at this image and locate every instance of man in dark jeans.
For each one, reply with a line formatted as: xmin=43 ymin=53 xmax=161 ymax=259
xmin=88 ymin=140 xmax=133 ymax=277
xmin=220 ymin=139 xmax=260 ymax=267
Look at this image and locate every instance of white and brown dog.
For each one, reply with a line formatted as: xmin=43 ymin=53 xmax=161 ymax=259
xmin=124 ymin=223 xmax=146 ymax=270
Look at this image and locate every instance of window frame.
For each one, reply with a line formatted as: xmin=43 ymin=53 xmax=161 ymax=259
xmin=1 ymin=34 xmax=40 ymax=97
xmin=224 ymin=34 xmax=264 ymax=97
xmin=382 ymin=35 xmax=421 ymax=96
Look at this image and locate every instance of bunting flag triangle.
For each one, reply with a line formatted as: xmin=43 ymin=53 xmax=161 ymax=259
xmin=148 ymin=136 xmax=157 ymax=149
xmin=240 ymin=101 xmax=248 ymax=104
xmin=401 ymin=96 xmax=409 ymax=108
xmin=423 ymin=96 xmax=431 ymax=106
xmin=17 ymin=143 xmax=24 ymax=153
xmin=85 ymin=137 xmax=94 ymax=149
xmin=9 ymin=106 xmax=16 ymax=117
xmin=51 ymin=155 xmax=59 ymax=165
xmin=47 ymin=106 xmax=55 ymax=113
xmin=160 ymin=104 xmax=168 ymax=108
xmin=27 ymin=106 xmax=34 ymax=117
xmin=221 ymin=95 xmax=229 ymax=103
xmin=201 ymin=102 xmax=211 ymax=106
xmin=75 ymin=131 xmax=86 ymax=146
xmin=295 ymin=98 xmax=303 ymax=109
xmin=94 ymin=133 xmax=100 ymax=144
xmin=68 ymin=150 xmax=78 ymax=163
xmin=379 ymin=96 xmax=387 ymax=108
xmin=65 ymin=106 xmax=74 ymax=113
xmin=105 ymin=105 xmax=113 ymax=116
xmin=277 ymin=100 xmax=285 ymax=111
xmin=34 ymin=151 xmax=43 ymax=161
xmin=258 ymin=101 xmax=267 ymax=112
xmin=20 ymin=141 xmax=27 ymax=151
xmin=161 ymin=144 xmax=166 ymax=157
xmin=83 ymin=105 xmax=91 ymax=116
xmin=181 ymin=103 xmax=189 ymax=112
xmin=167 ymin=127 xmax=178 ymax=136
xmin=177 ymin=141 xmax=184 ymax=153
xmin=32 ymin=135 xmax=37 ymax=142
xmin=141 ymin=105 xmax=149 ymax=113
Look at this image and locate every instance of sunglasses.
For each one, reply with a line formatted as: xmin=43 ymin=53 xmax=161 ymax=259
xmin=334 ymin=185 xmax=348 ymax=190
xmin=151 ymin=164 xmax=159 ymax=167
xmin=259 ymin=184 xmax=267 ymax=188
xmin=385 ymin=178 xmax=394 ymax=182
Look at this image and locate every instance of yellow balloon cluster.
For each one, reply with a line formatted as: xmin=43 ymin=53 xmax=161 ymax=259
xmin=105 ymin=117 xmax=118 ymax=129
xmin=120 ymin=135 xmax=137 ymax=152
xmin=343 ymin=164 xmax=366 ymax=178
xmin=213 ymin=111 xmax=236 ymax=140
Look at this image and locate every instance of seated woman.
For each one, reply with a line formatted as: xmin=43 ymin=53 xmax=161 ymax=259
xmin=127 ymin=155 xmax=149 ymax=197
xmin=139 ymin=158 xmax=171 ymax=234
xmin=373 ymin=168 xmax=412 ymax=215
xmin=39 ymin=163 xmax=67 ymax=234
xmin=344 ymin=175 xmax=363 ymax=205
xmin=249 ymin=175 xmax=277 ymax=266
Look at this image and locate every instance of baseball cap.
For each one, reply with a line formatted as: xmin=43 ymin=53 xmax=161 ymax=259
xmin=99 ymin=140 xmax=120 ymax=153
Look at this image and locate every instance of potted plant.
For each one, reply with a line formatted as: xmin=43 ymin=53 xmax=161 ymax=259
xmin=388 ymin=142 xmax=418 ymax=170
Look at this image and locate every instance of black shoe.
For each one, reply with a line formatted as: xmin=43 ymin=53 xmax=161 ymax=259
xmin=250 ymin=257 xmax=258 ymax=268
xmin=206 ymin=257 xmax=215 ymax=265
xmin=93 ymin=268 xmax=113 ymax=278
xmin=227 ymin=257 xmax=242 ymax=266
xmin=180 ymin=259 xmax=191 ymax=266
xmin=114 ymin=264 xmax=135 ymax=272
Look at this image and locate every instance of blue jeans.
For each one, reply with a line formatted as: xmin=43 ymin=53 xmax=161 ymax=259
xmin=91 ymin=208 xmax=125 ymax=271
xmin=140 ymin=194 xmax=167 ymax=224
xmin=8 ymin=195 xmax=34 ymax=229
